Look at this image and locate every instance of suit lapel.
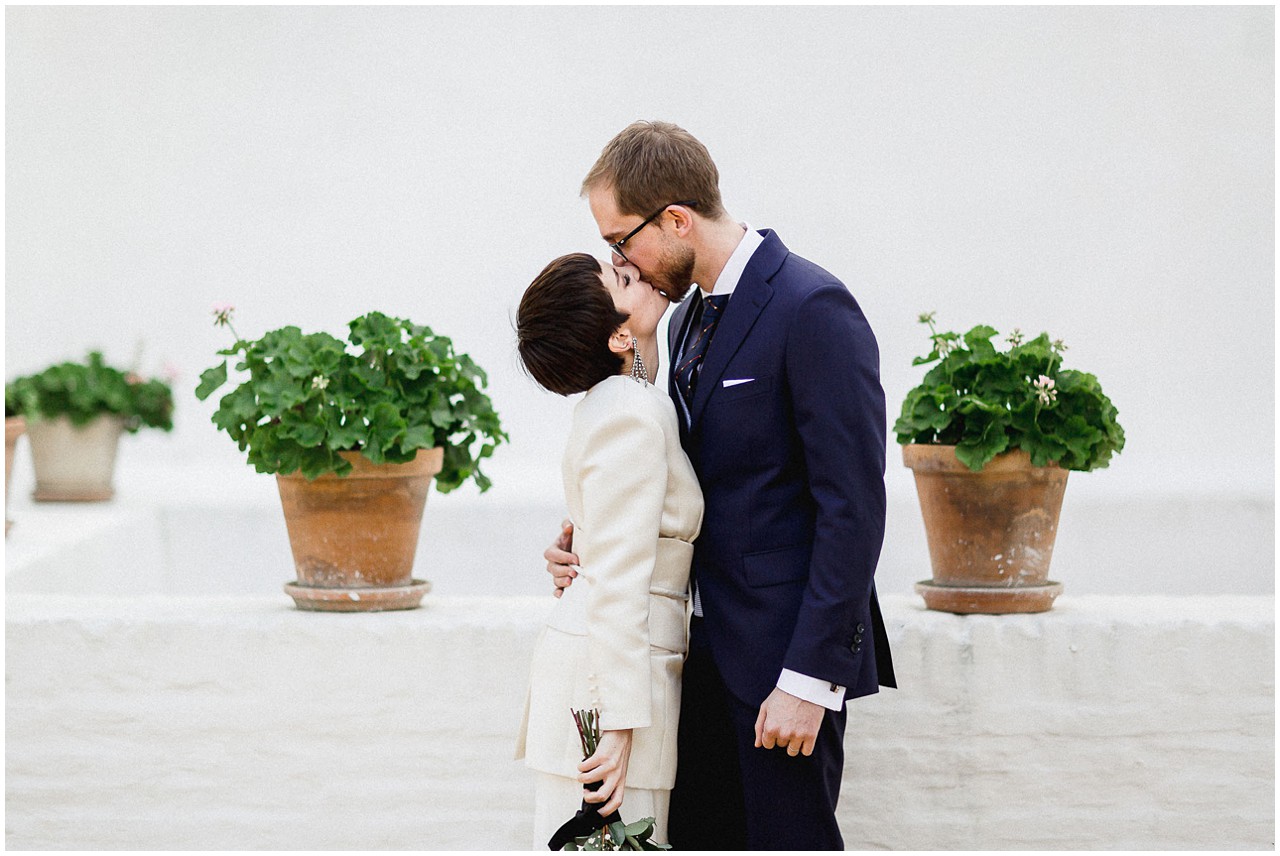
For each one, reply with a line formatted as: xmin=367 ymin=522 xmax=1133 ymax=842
xmin=688 ymin=231 xmax=787 ymax=430
xmin=667 ymin=293 xmax=698 ymax=372
xmin=667 ymin=293 xmax=699 ymax=395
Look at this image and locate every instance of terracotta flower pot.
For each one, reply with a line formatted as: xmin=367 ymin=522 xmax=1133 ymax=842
xmin=277 ymin=448 xmax=444 ymax=612
xmin=26 ymin=414 xmax=126 ymax=502
xmin=6 ymin=415 xmax=26 ymax=534
xmin=903 ymin=444 xmax=1068 ymax=614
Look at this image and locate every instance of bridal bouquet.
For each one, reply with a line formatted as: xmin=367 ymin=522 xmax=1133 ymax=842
xmin=548 ymin=710 xmax=670 ymax=851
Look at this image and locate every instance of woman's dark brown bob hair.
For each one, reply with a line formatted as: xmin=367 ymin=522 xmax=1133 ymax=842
xmin=517 ymin=253 xmax=629 ymax=396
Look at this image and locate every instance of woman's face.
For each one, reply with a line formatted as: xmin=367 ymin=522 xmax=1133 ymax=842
xmin=601 ymin=262 xmax=669 ymax=339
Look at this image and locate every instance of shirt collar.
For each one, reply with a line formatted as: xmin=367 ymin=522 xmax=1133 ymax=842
xmin=702 ymin=223 xmax=763 ymax=299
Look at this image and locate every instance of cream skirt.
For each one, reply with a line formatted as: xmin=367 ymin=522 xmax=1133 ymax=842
xmin=531 ymin=772 xmax=669 ymax=851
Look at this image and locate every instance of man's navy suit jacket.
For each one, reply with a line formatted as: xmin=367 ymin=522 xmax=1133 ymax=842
xmin=667 ymin=229 xmax=896 ymax=707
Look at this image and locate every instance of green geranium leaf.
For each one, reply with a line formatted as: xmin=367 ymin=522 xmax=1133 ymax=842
xmin=366 ymin=401 xmax=406 ymax=456
xmin=323 ymin=408 xmax=365 ymax=451
xmin=298 ymin=445 xmax=338 ymax=480
xmin=351 ymin=361 xmax=388 ymax=392
xmin=1021 ymin=425 xmax=1068 ymax=468
xmin=956 ymin=426 xmax=1009 ymax=471
xmin=402 ymin=424 xmax=436 ymax=450
xmin=283 ymin=418 xmax=326 ymax=448
xmin=211 ymin=385 xmax=257 ymax=436
xmin=963 ymin=325 xmax=1000 ymax=363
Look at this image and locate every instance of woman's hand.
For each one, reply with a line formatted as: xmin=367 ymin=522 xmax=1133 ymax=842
xmin=544 ymin=519 xmax=578 ymax=598
xmin=578 ymin=728 xmax=633 ymax=816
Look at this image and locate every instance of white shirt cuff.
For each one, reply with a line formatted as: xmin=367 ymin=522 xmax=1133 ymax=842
xmin=777 ymin=669 xmax=846 ymax=711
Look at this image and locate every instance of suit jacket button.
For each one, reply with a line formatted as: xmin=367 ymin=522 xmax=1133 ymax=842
xmin=857 ymin=623 xmax=865 ymax=634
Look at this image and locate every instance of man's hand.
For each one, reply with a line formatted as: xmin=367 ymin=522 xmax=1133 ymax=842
xmin=579 ymin=728 xmax=633 ymax=815
xmin=754 ymin=687 xmax=825 ymax=757
xmin=544 ymin=519 xmax=579 ymax=598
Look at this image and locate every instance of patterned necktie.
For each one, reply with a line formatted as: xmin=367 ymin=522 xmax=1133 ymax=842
xmin=675 ymin=293 xmax=729 ymax=407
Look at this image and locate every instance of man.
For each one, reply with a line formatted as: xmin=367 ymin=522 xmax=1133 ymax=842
xmin=545 ymin=120 xmax=895 ymax=849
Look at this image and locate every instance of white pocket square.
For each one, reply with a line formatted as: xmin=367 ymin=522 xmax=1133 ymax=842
xmin=723 ymin=378 xmax=755 ymax=388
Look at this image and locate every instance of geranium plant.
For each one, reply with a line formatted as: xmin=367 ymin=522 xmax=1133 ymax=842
xmin=195 ymin=307 xmax=506 ymax=492
xmin=5 ymin=351 xmax=175 ymax=433
xmin=894 ymin=313 xmax=1124 ymax=472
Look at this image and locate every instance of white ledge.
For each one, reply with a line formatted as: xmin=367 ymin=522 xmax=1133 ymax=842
xmin=6 ymin=593 xmax=1273 ymax=850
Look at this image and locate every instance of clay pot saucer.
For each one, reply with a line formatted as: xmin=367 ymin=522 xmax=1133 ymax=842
xmin=914 ymin=579 xmax=1063 ymax=615
xmin=284 ymin=579 xmax=432 ymax=612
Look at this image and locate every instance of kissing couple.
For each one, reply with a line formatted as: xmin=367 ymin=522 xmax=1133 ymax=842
xmin=514 ymin=121 xmax=896 ymax=851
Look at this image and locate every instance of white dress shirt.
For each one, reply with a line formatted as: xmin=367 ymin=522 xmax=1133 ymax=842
xmin=688 ymin=224 xmax=846 ymax=712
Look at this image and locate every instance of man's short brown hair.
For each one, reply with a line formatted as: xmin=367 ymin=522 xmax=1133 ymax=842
xmin=581 ymin=120 xmax=726 ymax=220
xmin=517 ymin=253 xmax=629 ymax=397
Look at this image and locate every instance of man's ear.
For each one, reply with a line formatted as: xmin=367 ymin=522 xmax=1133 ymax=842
xmin=665 ymin=203 xmax=695 ymax=238
xmin=608 ymin=326 xmax=633 ymax=355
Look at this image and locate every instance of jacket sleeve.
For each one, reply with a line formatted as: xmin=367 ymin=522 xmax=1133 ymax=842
xmin=574 ymin=403 xmax=668 ymax=730
xmin=781 ymin=283 xmax=887 ymax=685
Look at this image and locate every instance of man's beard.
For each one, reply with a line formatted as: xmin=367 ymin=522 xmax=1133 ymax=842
xmin=649 ymin=244 xmax=696 ymax=304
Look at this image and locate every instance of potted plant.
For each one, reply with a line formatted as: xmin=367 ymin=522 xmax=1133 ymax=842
xmin=5 ymin=393 xmax=26 ymax=534
xmin=5 ymin=352 xmax=175 ymax=502
xmin=195 ymin=306 xmax=506 ymax=612
xmin=895 ymin=313 xmax=1125 ymax=614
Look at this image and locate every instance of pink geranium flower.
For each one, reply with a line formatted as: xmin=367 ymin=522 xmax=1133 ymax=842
xmin=1033 ymin=375 xmax=1057 ymax=405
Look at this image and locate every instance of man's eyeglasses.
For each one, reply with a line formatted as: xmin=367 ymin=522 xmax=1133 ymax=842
xmin=609 ymin=200 xmax=697 ymax=263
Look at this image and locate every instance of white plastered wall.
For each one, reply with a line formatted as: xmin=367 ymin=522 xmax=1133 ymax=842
xmin=5 ymin=6 xmax=1272 ymax=517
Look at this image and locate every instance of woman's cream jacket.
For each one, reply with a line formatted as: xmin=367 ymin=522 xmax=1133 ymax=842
xmin=516 ymin=375 xmax=704 ymax=788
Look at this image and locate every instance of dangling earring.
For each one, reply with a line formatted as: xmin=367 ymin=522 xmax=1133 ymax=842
xmin=630 ymin=337 xmax=649 ymax=384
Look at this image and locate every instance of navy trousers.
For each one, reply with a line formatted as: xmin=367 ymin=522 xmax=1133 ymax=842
xmin=668 ymin=618 xmax=847 ymax=850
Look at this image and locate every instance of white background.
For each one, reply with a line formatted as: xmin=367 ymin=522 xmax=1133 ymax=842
xmin=5 ymin=6 xmax=1274 ymax=592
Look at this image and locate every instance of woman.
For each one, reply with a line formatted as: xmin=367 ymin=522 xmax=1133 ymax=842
xmin=514 ymin=253 xmax=703 ymax=848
